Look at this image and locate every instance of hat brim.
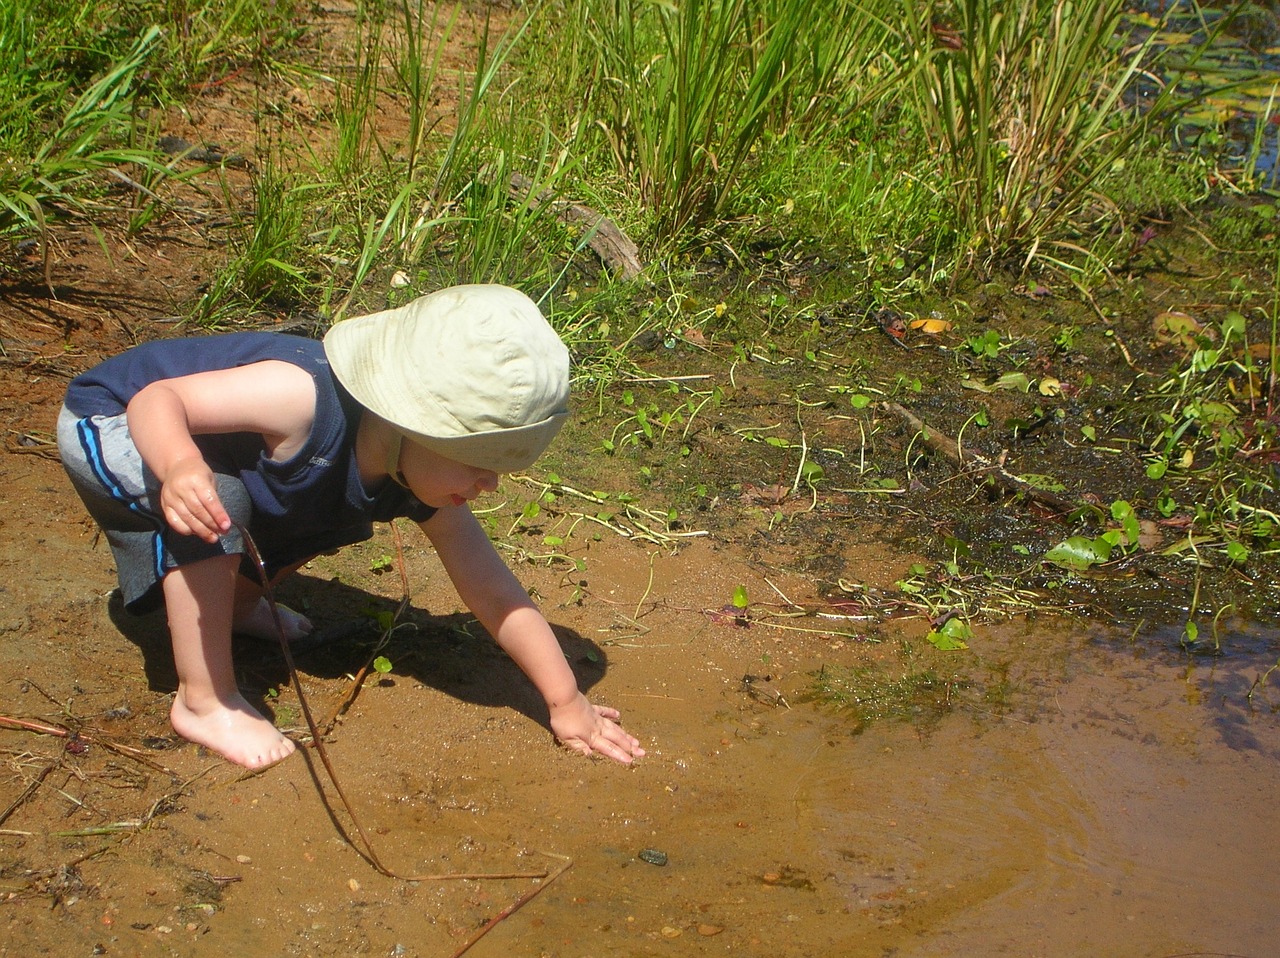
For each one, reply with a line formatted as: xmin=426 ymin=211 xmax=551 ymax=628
xmin=401 ymin=413 xmax=568 ymax=474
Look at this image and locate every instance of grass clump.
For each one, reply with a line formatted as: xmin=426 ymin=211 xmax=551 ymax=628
xmin=807 ymin=661 xmax=973 ymax=733
xmin=0 ymin=23 xmax=166 ymax=256
xmin=898 ymin=0 xmax=1179 ymax=273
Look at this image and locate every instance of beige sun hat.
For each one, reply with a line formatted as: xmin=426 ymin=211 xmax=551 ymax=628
xmin=323 ymin=284 xmax=570 ymax=473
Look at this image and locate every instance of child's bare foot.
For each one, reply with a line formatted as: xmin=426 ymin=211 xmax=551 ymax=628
xmin=170 ymin=690 xmax=296 ymax=769
xmin=232 ymin=596 xmax=313 ymax=643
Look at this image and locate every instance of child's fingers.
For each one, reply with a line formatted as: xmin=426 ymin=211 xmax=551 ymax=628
xmin=161 ymin=463 xmax=231 ymax=542
xmin=191 ymin=487 xmax=230 ymax=535
xmin=163 ymin=489 xmax=227 ymax=542
xmin=166 ymin=503 xmax=219 ymax=542
xmin=591 ymin=718 xmax=645 ymax=764
xmin=551 ymin=698 xmax=644 ymax=763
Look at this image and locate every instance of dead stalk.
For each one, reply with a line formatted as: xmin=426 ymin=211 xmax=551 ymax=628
xmin=0 ymin=715 xmax=176 ymax=775
xmin=445 ymin=853 xmax=573 ymax=958
xmin=0 ymin=761 xmax=57 ymax=828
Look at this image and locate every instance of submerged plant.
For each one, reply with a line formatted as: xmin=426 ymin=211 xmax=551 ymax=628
xmin=807 ymin=661 xmax=971 ymax=732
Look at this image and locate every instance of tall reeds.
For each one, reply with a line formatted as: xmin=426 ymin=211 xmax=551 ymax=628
xmin=899 ymin=0 xmax=1170 ymax=269
xmin=583 ymin=0 xmax=799 ymax=236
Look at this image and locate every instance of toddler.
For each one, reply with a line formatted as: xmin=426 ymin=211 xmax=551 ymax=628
xmin=57 ymin=284 xmax=645 ymax=769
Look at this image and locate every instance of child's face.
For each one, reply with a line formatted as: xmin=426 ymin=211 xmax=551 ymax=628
xmin=398 ymin=441 xmax=500 ymax=509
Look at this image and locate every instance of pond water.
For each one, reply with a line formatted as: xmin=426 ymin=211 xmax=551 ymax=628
xmin=1136 ymin=0 xmax=1280 ymax=185
xmin=787 ymin=635 xmax=1279 ymax=957
xmin=2 ymin=485 xmax=1276 ymax=958
xmin=514 ymin=617 xmax=1280 ymax=957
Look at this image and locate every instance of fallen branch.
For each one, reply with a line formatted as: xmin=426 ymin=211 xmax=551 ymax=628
xmin=0 ymin=714 xmax=177 ymax=775
xmin=882 ymin=402 xmax=1079 ymax=514
xmin=508 ymin=172 xmax=644 ymax=280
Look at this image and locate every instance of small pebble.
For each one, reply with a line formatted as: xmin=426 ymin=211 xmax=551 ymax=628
xmin=638 ymin=848 xmax=668 ymax=866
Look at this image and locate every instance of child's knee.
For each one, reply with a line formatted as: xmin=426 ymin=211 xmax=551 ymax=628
xmin=214 ymin=473 xmax=252 ymax=527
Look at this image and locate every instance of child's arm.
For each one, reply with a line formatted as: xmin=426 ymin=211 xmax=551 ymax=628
xmin=126 ymin=361 xmax=317 ymax=542
xmin=421 ymin=504 xmax=645 ymax=764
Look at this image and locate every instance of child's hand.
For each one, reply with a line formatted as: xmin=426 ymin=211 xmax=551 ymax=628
xmin=550 ymin=693 xmax=646 ymax=765
xmin=160 ymin=458 xmax=231 ymax=543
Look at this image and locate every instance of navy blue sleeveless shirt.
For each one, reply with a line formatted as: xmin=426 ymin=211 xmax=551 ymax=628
xmin=64 ymin=332 xmax=435 ymax=569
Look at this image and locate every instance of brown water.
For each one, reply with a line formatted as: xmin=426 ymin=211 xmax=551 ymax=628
xmin=493 ymin=618 xmax=1280 ymax=958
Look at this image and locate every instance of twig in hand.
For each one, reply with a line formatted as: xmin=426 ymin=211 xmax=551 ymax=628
xmin=317 ymin=520 xmax=412 ymax=738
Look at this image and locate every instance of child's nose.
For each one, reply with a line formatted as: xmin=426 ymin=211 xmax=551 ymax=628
xmin=474 ymin=470 xmax=499 ymax=494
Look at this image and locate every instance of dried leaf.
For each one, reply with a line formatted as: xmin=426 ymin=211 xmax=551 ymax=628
xmin=910 ymin=317 xmax=952 ymax=334
xmin=1152 ymin=311 xmax=1207 ymax=350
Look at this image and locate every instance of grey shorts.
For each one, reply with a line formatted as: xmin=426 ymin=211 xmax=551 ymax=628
xmin=57 ymin=405 xmax=255 ymax=613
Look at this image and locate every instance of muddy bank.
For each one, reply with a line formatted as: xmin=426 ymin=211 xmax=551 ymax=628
xmin=3 ymin=4 xmax=1280 ymax=950
xmin=4 ymin=201 xmax=1280 ymax=956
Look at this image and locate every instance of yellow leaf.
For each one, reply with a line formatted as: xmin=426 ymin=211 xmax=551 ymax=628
xmin=910 ymin=317 xmax=952 ymax=334
xmin=1247 ymin=343 xmax=1277 ymax=363
xmin=1038 ymin=376 xmax=1062 ymax=397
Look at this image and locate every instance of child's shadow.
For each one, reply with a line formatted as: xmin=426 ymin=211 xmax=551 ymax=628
xmin=107 ymin=572 xmax=614 ymax=735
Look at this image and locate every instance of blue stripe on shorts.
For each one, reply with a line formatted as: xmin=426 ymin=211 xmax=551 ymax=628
xmin=75 ymin=415 xmax=167 ymax=585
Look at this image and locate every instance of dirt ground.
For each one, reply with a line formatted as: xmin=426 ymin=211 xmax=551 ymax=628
xmin=2 ymin=5 xmax=1279 ymax=956
xmin=0 ymin=266 xmax=954 ymax=957
xmin=0 ymin=11 xmax=938 ymax=953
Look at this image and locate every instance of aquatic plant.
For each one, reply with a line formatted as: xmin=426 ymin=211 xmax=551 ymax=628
xmin=581 ymin=0 xmax=894 ymax=238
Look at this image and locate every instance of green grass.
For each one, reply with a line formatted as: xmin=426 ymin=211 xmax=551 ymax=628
xmin=0 ymin=24 xmax=166 ymax=253
xmin=0 ymin=0 xmax=308 ymax=269
xmin=898 ymin=0 xmax=1180 ymax=273
xmin=7 ymin=0 xmax=1271 ymax=324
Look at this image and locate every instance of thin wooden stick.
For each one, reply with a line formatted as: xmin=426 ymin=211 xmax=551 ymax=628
xmin=237 ymin=522 xmax=553 ymax=883
xmin=0 ymin=716 xmax=68 ymax=737
xmin=0 ymin=761 xmax=56 ymax=827
xmin=882 ymin=402 xmax=1079 ymax=514
xmin=446 ymin=853 xmax=574 ymax=958
xmin=317 ymin=521 xmax=412 ymax=738
xmin=0 ymin=715 xmax=176 ymax=774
